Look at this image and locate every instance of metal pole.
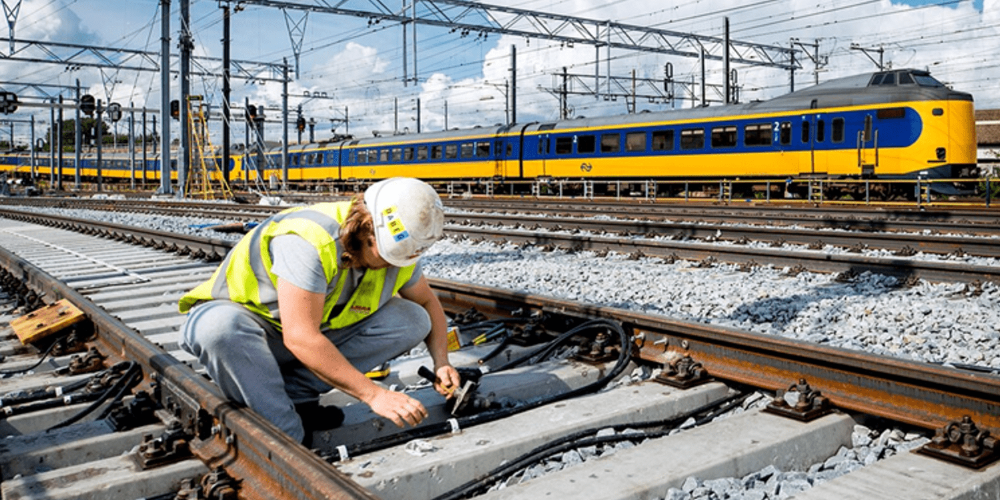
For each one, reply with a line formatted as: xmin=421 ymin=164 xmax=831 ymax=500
xmin=444 ymin=100 xmax=448 ymax=130
xmin=142 ymin=108 xmax=147 ymax=186
xmin=510 ymin=45 xmax=516 ymax=125
xmin=394 ymin=97 xmax=398 ymax=134
xmin=789 ymin=41 xmax=795 ymax=93
xmin=159 ymin=0 xmax=172 ymax=194
xmin=222 ymin=2 xmax=231 ymax=184
xmin=700 ymin=48 xmax=706 ymax=106
xmin=74 ymin=79 xmax=81 ymax=188
xmin=412 ymin=0 xmax=417 ymax=84
xmin=245 ymin=96 xmax=251 ymax=183
xmin=282 ymin=58 xmax=289 ymax=191
xmin=29 ymin=114 xmax=35 ymax=181
xmin=177 ymin=0 xmax=191 ymax=199
xmin=416 ymin=97 xmax=421 ymax=134
xmin=402 ymin=0 xmax=407 ymax=87
xmin=56 ymin=95 xmax=63 ymax=191
xmin=96 ymin=99 xmax=103 ymax=192
xmin=49 ymin=100 xmax=54 ymax=188
xmin=723 ymin=17 xmax=730 ymax=105
xmin=129 ymin=103 xmax=135 ymax=189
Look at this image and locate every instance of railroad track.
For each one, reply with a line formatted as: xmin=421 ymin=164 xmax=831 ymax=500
xmin=5 ymin=196 xmax=1000 ymax=236
xmin=1 ymin=204 xmax=998 ymax=286
xmin=0 ymin=212 xmax=998 ymax=499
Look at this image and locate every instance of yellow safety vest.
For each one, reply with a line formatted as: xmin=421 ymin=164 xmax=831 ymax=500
xmin=178 ymin=202 xmax=416 ymax=330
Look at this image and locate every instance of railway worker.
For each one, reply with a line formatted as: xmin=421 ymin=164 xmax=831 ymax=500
xmin=177 ymin=177 xmax=460 ymax=445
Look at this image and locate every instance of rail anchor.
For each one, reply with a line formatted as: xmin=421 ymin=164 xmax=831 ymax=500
xmin=764 ymin=378 xmax=832 ymax=421
xmin=919 ymin=416 xmax=999 ymax=469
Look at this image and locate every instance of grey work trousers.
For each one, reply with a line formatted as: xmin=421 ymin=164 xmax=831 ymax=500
xmin=179 ymin=297 xmax=431 ymax=442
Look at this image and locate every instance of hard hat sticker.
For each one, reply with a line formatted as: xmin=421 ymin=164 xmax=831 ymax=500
xmin=392 ymin=230 xmax=410 ymax=242
xmin=387 ymin=218 xmax=407 ymax=235
xmin=382 ymin=205 xmax=398 ymax=216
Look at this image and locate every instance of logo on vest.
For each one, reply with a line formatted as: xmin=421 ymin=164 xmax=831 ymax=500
xmin=350 ymin=305 xmax=372 ymax=315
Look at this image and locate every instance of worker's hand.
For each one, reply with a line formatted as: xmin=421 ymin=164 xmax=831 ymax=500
xmin=433 ymin=364 xmax=461 ymax=399
xmin=367 ymin=388 xmax=428 ymax=428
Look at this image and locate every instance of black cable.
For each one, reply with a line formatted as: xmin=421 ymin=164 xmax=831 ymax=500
xmin=0 ymin=340 xmax=62 ymax=376
xmin=45 ymin=362 xmax=140 ymax=432
xmin=477 ymin=333 xmax=513 ymax=365
xmin=96 ymin=365 xmax=144 ymax=420
xmin=325 ymin=319 xmax=632 ymax=463
xmin=434 ymin=391 xmax=751 ymax=500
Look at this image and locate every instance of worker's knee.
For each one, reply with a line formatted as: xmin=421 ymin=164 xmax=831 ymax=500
xmin=181 ymin=301 xmax=263 ymax=355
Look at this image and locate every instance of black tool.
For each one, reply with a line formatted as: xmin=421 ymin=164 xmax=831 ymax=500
xmin=417 ymin=366 xmax=484 ymax=416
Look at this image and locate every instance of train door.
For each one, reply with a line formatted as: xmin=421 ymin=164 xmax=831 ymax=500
xmin=858 ymin=113 xmax=877 ymax=177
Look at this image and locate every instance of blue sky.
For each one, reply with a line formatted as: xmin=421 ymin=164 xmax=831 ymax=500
xmin=2 ymin=0 xmax=997 ymax=144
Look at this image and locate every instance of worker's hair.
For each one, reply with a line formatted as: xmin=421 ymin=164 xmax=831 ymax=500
xmin=339 ymin=193 xmax=374 ymax=267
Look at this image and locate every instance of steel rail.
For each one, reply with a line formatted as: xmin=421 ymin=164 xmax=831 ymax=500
xmin=0 ymin=244 xmax=376 ymax=500
xmin=0 ymin=208 xmax=232 ymax=261
xmin=453 ymin=213 xmax=1000 ymax=258
xmin=1 ymin=206 xmax=996 ymax=285
xmin=429 ymin=279 xmax=1000 ymax=433
xmin=448 ymin=226 xmax=1000 ymax=285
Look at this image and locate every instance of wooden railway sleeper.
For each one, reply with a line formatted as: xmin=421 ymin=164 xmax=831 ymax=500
xmin=919 ymin=416 xmax=1000 ymax=469
xmin=764 ymin=378 xmax=833 ymax=422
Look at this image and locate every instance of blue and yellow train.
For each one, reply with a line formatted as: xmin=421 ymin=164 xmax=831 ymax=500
xmin=1 ymin=69 xmax=978 ymax=197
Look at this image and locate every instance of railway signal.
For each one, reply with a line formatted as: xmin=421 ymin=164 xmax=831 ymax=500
xmin=107 ymin=102 xmax=122 ymax=122
xmin=245 ymin=104 xmax=257 ymax=122
xmin=296 ymin=115 xmax=306 ymax=132
xmin=170 ymin=100 xmax=180 ymax=120
xmin=79 ymin=94 xmax=96 ymax=115
xmin=0 ymin=91 xmax=18 ymax=114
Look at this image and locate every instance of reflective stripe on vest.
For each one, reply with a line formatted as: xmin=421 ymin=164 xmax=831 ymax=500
xmin=178 ymin=202 xmax=416 ymax=330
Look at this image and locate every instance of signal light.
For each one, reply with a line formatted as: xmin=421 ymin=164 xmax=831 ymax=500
xmin=0 ymin=91 xmax=17 ymax=114
xmin=170 ymin=100 xmax=180 ymax=120
xmin=245 ymin=104 xmax=257 ymax=122
xmin=80 ymin=94 xmax=96 ymax=115
xmin=297 ymin=116 xmax=306 ymax=132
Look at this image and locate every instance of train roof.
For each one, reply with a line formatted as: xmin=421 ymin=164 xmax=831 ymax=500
xmin=526 ymin=69 xmax=972 ymax=133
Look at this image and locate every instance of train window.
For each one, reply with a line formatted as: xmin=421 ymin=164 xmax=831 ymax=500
xmin=816 ymin=120 xmax=825 ymax=143
xmin=417 ymin=146 xmax=428 ymax=160
xmin=801 ymin=121 xmax=811 ymax=143
xmin=316 ymin=153 xmax=325 ymax=164
xmin=461 ymin=143 xmax=473 ymax=158
xmin=432 ymin=145 xmax=443 ymax=159
xmin=555 ymin=137 xmax=573 ymax=155
xmin=625 ymin=132 xmax=646 ymax=152
xmin=898 ymin=72 xmax=914 ymax=85
xmin=507 ymin=143 xmax=513 ymax=157
xmin=832 ymin=118 xmax=845 ymax=142
xmin=601 ymin=133 xmax=620 ymax=153
xmin=710 ymin=126 xmax=737 ymax=148
xmin=779 ymin=122 xmax=792 ymax=145
xmin=913 ymin=73 xmax=944 ymax=87
xmin=577 ymin=135 xmax=596 ymax=154
xmin=680 ymin=128 xmax=704 ymax=150
xmin=404 ymin=147 xmax=414 ymax=160
xmin=290 ymin=155 xmax=298 ymax=166
xmin=651 ymin=130 xmax=674 ymax=151
xmin=869 ymin=73 xmax=884 ymax=86
xmin=877 ymin=108 xmax=905 ymax=119
xmin=881 ymin=72 xmax=895 ymax=85
xmin=445 ymin=144 xmax=457 ymax=159
xmin=743 ymin=123 xmax=771 ymax=146
xmin=863 ymin=115 xmax=872 ymax=142
xmin=391 ymin=148 xmax=402 ymax=162
xmin=495 ymin=141 xmax=503 ymax=156
xmin=380 ymin=149 xmax=389 ymax=162
xmin=538 ymin=123 xmax=556 ymax=131
xmin=476 ymin=142 xmax=490 ymax=157
xmin=349 ymin=151 xmax=355 ymax=163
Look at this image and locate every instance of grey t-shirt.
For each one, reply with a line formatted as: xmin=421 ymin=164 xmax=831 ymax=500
xmin=269 ymin=234 xmax=422 ymax=311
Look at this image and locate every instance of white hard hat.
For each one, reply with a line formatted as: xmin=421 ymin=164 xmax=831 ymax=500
xmin=364 ymin=177 xmax=445 ymax=268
